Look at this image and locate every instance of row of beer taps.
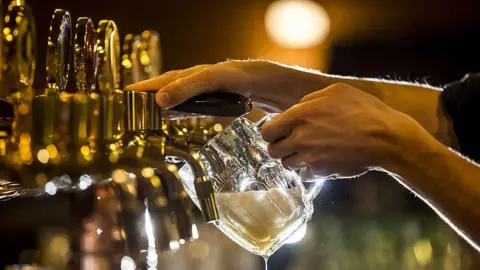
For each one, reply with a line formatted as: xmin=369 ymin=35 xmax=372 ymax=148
xmin=0 ymin=1 xmax=229 ymax=269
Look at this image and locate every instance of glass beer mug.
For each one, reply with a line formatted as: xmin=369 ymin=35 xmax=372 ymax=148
xmin=178 ymin=114 xmax=324 ymax=269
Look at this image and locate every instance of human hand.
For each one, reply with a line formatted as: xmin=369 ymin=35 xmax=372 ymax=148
xmin=261 ymin=83 xmax=431 ymax=180
xmin=124 ymin=60 xmax=325 ymax=113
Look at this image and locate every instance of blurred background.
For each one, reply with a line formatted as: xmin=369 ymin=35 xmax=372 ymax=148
xmin=27 ymin=0 xmax=480 ymax=269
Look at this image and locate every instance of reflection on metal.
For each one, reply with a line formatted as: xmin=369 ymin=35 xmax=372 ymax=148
xmin=74 ymin=17 xmax=97 ymax=93
xmin=96 ymin=20 xmax=120 ymax=93
xmin=45 ymin=9 xmax=72 ymax=93
xmin=0 ymin=3 xmax=221 ymax=268
xmin=0 ymin=0 xmax=35 ymax=97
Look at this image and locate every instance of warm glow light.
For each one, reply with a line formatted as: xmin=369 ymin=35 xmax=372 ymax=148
xmin=112 ymin=169 xmax=128 ymax=184
xmin=150 ymin=176 xmax=160 ymax=188
xmin=265 ymin=0 xmax=330 ymax=49
xmin=285 ymin=224 xmax=307 ymax=244
xmin=141 ymin=167 xmax=155 ymax=178
xmin=37 ymin=149 xmax=50 ymax=164
xmin=46 ymin=144 xmax=58 ymax=159
xmin=413 ymin=239 xmax=433 ymax=266
xmin=213 ymin=124 xmax=223 ymax=133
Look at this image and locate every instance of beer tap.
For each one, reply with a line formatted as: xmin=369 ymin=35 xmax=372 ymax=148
xmin=0 ymin=1 xmax=36 ymax=196
xmin=51 ymin=17 xmax=96 ymax=184
xmin=0 ymin=0 xmax=35 ymax=201
xmin=124 ymin=90 xmax=202 ymax=245
xmin=74 ymin=17 xmax=97 ymax=94
xmin=0 ymin=8 xmax=109 ymax=269
xmin=89 ymin=19 xmax=198 ymax=260
xmin=124 ymin=90 xmax=221 ymax=222
xmin=19 ymin=9 xmax=74 ymax=191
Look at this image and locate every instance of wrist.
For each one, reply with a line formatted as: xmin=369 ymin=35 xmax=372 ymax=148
xmin=245 ymin=60 xmax=329 ymax=110
xmin=382 ymin=119 xmax=447 ymax=176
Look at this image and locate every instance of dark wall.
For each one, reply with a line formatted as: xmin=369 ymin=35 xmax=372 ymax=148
xmin=330 ymin=32 xmax=480 ymax=86
xmin=27 ymin=0 xmax=263 ymax=90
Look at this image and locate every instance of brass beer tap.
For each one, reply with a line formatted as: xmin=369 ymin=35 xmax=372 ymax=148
xmin=0 ymin=2 xmax=254 ymax=268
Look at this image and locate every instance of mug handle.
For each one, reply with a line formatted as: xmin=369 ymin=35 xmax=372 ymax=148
xmin=255 ymin=113 xmax=277 ymax=130
xmin=304 ymin=174 xmax=325 ymax=202
xmin=256 ymin=113 xmax=325 ymax=202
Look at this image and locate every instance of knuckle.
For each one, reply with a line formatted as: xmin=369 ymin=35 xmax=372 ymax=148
xmin=286 ymin=106 xmax=304 ymax=122
xmin=331 ymin=82 xmax=351 ymax=89
xmin=171 ymin=78 xmax=186 ymax=91
xmin=329 ymin=83 xmax=354 ymax=94
xmin=201 ymin=68 xmax=217 ymax=82
xmin=299 ymin=93 xmax=313 ymax=103
xmin=163 ymin=70 xmax=177 ymax=78
xmin=299 ymin=90 xmax=323 ymax=103
xmin=291 ymin=128 xmax=307 ymax=142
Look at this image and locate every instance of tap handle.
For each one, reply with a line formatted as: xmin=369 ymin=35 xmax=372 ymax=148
xmin=96 ymin=20 xmax=121 ymax=93
xmin=0 ymin=0 xmax=36 ymax=99
xmin=46 ymin=9 xmax=73 ymax=93
xmin=74 ymin=17 xmax=97 ymax=93
xmin=169 ymin=92 xmax=253 ymax=117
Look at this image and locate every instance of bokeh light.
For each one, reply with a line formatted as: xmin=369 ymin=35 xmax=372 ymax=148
xmin=265 ymin=0 xmax=330 ymax=49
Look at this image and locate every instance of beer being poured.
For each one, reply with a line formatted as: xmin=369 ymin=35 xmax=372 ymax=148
xmin=214 ymin=188 xmax=307 ymax=257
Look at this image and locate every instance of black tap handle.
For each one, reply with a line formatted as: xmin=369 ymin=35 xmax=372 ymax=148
xmin=169 ymin=92 xmax=252 ymax=117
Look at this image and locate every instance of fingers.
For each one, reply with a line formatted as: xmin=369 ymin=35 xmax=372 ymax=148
xmin=126 ymin=61 xmax=254 ymax=108
xmin=267 ymin=135 xmax=300 ymax=159
xmin=124 ymin=65 xmax=207 ymax=92
xmin=280 ymin=151 xmax=342 ymax=179
xmin=298 ymin=89 xmax=327 ymax=104
xmin=155 ymin=68 xmax=224 ymax=108
xmin=260 ymin=105 xmax=303 ymax=143
xmin=298 ymin=83 xmax=354 ymax=104
xmin=280 ymin=151 xmax=311 ymax=170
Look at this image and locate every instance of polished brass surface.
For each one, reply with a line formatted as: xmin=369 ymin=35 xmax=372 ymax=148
xmin=96 ymin=20 xmax=120 ymax=93
xmin=45 ymin=9 xmax=72 ymax=93
xmin=0 ymin=0 xmax=35 ymax=97
xmin=0 ymin=4 xmax=225 ymax=269
xmin=74 ymin=17 xmax=97 ymax=93
xmin=124 ymin=90 xmax=219 ymax=222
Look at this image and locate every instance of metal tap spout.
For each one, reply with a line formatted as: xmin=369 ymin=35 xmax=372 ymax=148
xmin=124 ymin=90 xmax=219 ymax=223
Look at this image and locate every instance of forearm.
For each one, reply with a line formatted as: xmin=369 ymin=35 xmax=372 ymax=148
xmin=252 ymin=61 xmax=458 ymax=148
xmin=386 ymin=131 xmax=480 ymax=251
xmin=324 ymin=75 xmax=457 ymax=147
